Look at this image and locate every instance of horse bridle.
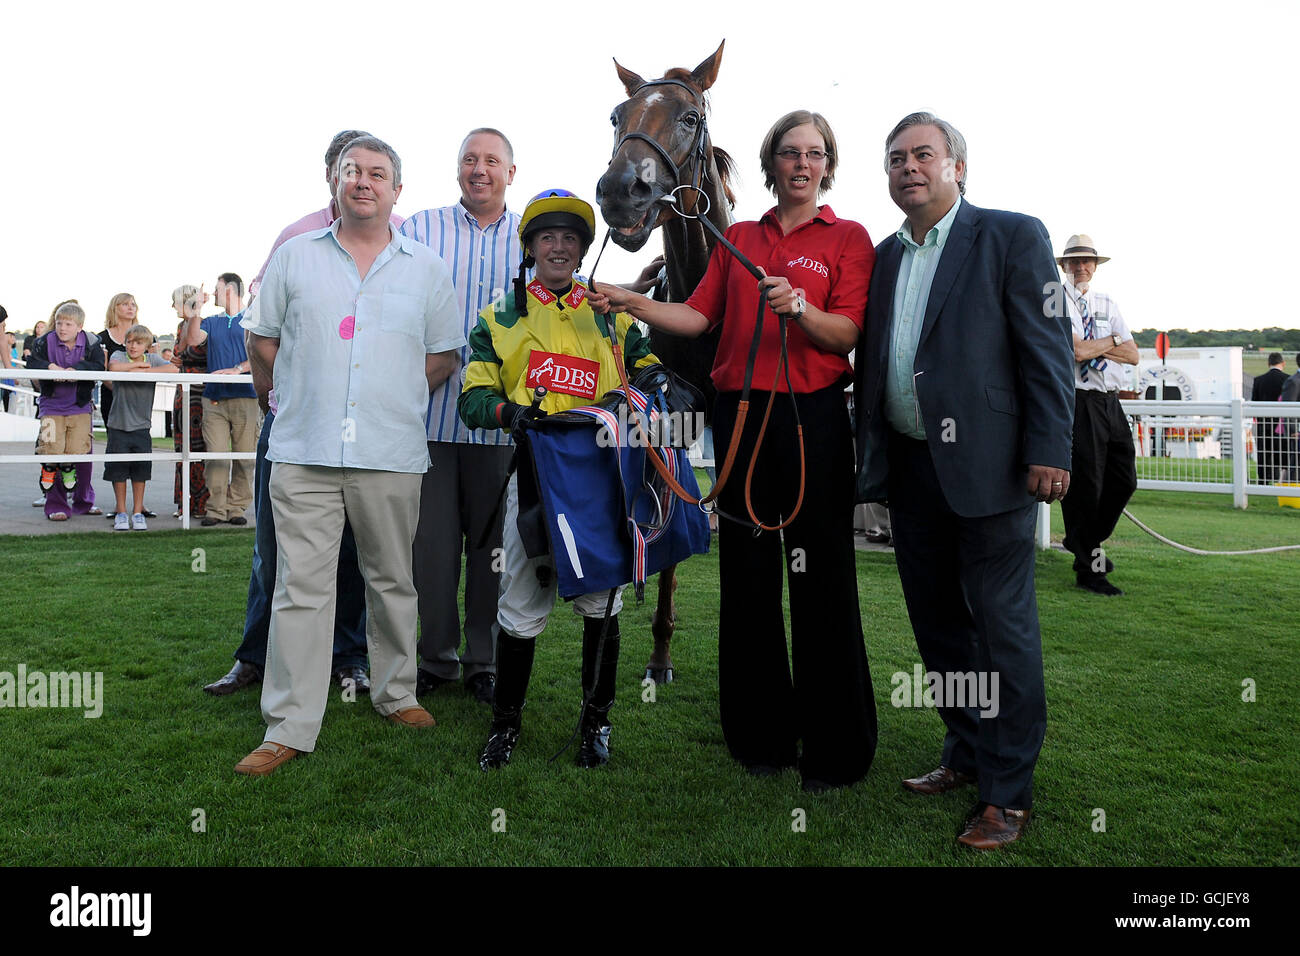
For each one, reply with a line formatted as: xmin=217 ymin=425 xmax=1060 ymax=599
xmin=595 ymin=78 xmax=806 ymax=533
xmin=611 ymin=78 xmax=711 ymax=209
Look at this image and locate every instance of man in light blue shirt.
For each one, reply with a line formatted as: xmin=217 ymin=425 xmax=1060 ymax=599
xmin=235 ymin=135 xmax=464 ymax=776
xmin=399 ymin=128 xmax=522 ymax=704
xmin=854 ymin=112 xmax=1073 ymax=850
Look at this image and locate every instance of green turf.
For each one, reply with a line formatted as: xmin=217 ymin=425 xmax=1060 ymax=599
xmin=1 ymin=489 xmax=1296 ymax=866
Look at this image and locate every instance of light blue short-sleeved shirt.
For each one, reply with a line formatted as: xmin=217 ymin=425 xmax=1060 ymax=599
xmin=243 ymin=221 xmax=465 ymax=473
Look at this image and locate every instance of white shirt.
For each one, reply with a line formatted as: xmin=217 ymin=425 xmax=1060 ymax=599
xmin=1066 ymin=284 xmax=1133 ymax=393
xmin=400 ymin=202 xmax=522 ymax=445
xmin=243 ymin=221 xmax=464 ymax=473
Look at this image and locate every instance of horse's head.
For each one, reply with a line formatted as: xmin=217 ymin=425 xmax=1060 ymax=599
xmin=596 ymin=41 xmax=724 ymax=252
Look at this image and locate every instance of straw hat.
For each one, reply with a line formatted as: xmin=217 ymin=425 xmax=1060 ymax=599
xmin=1057 ymin=234 xmax=1110 ymax=267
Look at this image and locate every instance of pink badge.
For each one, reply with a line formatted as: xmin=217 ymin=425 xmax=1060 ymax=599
xmin=339 ymin=315 xmax=355 ymax=339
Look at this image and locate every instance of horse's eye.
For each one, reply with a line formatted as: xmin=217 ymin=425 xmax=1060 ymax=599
xmin=682 ymin=112 xmax=699 ymax=128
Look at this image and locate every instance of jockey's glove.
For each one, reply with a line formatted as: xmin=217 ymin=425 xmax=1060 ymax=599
xmin=499 ymin=401 xmax=548 ymax=432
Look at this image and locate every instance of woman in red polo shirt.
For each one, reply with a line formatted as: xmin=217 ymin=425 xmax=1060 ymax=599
xmin=591 ymin=109 xmax=878 ymax=793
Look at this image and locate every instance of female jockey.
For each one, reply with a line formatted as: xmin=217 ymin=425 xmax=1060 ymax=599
xmin=458 ymin=188 xmax=658 ymax=770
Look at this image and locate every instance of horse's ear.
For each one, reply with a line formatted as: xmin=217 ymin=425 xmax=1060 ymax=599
xmin=614 ymin=58 xmax=646 ymax=96
xmin=689 ymin=39 xmax=725 ymax=92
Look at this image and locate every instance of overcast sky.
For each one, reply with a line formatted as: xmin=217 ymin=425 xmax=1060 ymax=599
xmin=3 ymin=0 xmax=1294 ymax=337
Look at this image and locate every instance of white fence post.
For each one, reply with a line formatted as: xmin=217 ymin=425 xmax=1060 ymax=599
xmin=181 ymin=382 xmax=191 ymax=530
xmin=1231 ymin=396 xmax=1247 ymax=510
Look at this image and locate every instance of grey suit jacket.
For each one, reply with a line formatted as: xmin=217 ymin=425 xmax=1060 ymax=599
xmin=854 ymin=200 xmax=1074 ymax=517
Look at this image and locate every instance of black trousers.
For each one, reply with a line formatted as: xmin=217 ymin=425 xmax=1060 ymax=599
xmin=714 ymin=385 xmax=877 ymax=786
xmin=887 ymin=431 xmax=1046 ymax=809
xmin=414 ymin=442 xmax=512 ymax=680
xmin=1256 ymin=418 xmax=1284 ymax=484
xmin=1061 ymin=390 xmax=1136 ymax=573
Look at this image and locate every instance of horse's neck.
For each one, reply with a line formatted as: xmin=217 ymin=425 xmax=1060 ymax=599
xmin=662 ymin=154 xmax=731 ymax=302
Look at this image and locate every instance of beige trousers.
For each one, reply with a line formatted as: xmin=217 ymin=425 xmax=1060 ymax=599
xmin=37 ymin=412 xmax=93 ymax=455
xmin=262 ymin=463 xmax=423 ymax=752
xmin=201 ymin=396 xmax=260 ymax=520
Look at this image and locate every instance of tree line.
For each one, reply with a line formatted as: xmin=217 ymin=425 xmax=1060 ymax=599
xmin=1132 ymin=329 xmax=1300 ymax=351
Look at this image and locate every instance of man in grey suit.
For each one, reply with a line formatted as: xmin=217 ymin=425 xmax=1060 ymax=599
xmin=854 ymin=112 xmax=1074 ymax=849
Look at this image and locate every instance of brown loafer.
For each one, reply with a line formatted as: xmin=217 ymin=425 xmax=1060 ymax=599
xmin=957 ymin=803 xmax=1030 ymax=849
xmin=234 ymin=742 xmax=300 ymax=776
xmin=386 ymin=706 xmax=436 ymax=728
xmin=902 ymin=765 xmax=976 ymax=795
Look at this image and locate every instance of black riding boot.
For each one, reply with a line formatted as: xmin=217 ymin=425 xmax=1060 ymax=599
xmin=479 ymin=632 xmax=535 ymax=771
xmin=578 ymin=613 xmax=620 ymax=768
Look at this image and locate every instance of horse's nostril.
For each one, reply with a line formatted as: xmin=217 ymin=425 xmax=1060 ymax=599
xmin=630 ymin=178 xmax=652 ymax=201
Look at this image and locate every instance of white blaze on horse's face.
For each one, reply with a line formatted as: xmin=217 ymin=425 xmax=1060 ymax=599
xmin=531 ymin=229 xmax=583 ymax=289
xmin=457 ymin=132 xmax=515 ymax=218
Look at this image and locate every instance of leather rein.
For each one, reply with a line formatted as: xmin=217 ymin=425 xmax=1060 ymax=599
xmin=593 ymin=78 xmax=805 ymax=533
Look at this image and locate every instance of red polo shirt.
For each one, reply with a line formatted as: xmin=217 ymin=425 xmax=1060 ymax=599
xmin=686 ymin=205 xmax=874 ymax=394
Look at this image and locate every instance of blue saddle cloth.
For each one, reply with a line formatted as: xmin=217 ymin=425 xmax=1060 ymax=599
xmin=518 ymin=384 xmax=709 ymax=601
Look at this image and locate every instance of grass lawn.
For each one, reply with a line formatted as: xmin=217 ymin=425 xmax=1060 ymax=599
xmin=1 ymin=490 xmax=1296 ymax=866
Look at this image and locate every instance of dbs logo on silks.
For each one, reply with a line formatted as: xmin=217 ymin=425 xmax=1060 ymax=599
xmin=526 ymin=350 xmax=600 ymax=400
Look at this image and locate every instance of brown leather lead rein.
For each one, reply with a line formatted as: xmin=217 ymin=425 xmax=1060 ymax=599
xmin=596 ymin=264 xmax=805 ymax=533
xmin=596 ymin=78 xmax=806 ymax=531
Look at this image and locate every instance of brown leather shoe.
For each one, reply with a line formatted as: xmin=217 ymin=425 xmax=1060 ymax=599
xmin=386 ymin=706 xmax=436 ymax=728
xmin=957 ymin=803 xmax=1031 ymax=849
xmin=234 ymin=742 xmax=300 ymax=776
xmin=902 ymin=765 xmax=976 ymax=795
xmin=204 ymin=660 xmax=263 ymax=696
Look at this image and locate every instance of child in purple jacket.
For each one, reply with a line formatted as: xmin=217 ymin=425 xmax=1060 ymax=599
xmin=27 ymin=301 xmax=106 ymax=520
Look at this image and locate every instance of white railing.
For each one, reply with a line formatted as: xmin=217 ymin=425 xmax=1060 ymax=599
xmin=1122 ymin=398 xmax=1300 ymax=507
xmin=4 ymin=368 xmax=257 ymax=529
xmin=0 ymin=378 xmax=41 ymax=419
xmin=1035 ymin=396 xmax=1300 ymax=548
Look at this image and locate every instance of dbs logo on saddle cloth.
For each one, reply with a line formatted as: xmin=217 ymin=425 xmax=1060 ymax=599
xmin=526 ymin=350 xmax=600 ymax=400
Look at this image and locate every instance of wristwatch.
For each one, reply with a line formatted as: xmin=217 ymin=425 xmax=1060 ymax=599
xmin=1112 ymin=334 xmax=1122 ymax=346
xmin=791 ymin=290 xmax=807 ymax=320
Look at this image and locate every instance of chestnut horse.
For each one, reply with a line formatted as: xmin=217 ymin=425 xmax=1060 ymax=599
xmin=595 ymin=41 xmax=736 ymax=683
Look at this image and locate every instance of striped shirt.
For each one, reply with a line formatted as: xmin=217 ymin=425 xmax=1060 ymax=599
xmin=1065 ymin=285 xmax=1133 ymax=393
xmin=400 ymin=202 xmax=522 ymax=444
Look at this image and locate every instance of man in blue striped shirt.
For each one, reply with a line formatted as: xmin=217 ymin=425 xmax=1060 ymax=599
xmin=400 ymin=128 xmax=523 ymax=705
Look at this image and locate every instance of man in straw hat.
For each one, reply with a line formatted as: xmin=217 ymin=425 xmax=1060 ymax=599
xmin=1057 ymin=234 xmax=1138 ymax=596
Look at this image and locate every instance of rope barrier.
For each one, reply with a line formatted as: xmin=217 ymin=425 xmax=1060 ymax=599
xmin=1121 ymin=508 xmax=1300 ymax=555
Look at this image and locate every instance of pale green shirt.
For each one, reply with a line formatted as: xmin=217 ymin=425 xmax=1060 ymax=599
xmin=884 ymin=196 xmax=962 ymax=439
